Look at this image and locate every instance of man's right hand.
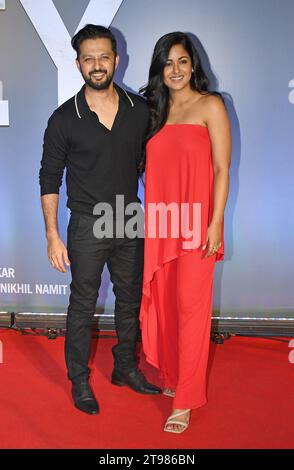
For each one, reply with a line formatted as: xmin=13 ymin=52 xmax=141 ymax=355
xmin=47 ymin=235 xmax=70 ymax=273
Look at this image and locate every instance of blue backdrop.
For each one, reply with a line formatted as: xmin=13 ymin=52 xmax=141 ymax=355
xmin=0 ymin=0 xmax=293 ymax=318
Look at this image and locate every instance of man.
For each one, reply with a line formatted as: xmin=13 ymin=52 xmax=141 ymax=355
xmin=39 ymin=24 xmax=161 ymax=415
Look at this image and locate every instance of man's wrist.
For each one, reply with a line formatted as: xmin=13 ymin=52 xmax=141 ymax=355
xmin=46 ymin=230 xmax=60 ymax=241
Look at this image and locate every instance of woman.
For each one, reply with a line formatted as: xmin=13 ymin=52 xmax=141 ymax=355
xmin=139 ymin=32 xmax=231 ymax=434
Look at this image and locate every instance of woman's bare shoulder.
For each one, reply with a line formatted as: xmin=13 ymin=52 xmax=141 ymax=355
xmin=199 ymin=92 xmax=223 ymax=107
xmin=198 ymin=93 xmax=226 ymax=123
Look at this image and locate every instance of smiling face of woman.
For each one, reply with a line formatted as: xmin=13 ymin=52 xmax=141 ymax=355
xmin=163 ymin=43 xmax=193 ymax=92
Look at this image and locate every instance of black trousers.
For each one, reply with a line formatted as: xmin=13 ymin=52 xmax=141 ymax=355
xmin=65 ymin=212 xmax=144 ymax=384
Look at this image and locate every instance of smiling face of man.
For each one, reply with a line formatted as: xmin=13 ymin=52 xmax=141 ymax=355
xmin=76 ymin=37 xmax=119 ymax=91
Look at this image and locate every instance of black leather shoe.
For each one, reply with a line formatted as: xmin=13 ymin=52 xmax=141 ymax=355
xmin=71 ymin=381 xmax=99 ymax=415
xmin=111 ymin=368 xmax=162 ymax=395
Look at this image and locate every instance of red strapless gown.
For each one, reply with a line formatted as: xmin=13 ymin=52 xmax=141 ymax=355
xmin=139 ymin=124 xmax=224 ymax=409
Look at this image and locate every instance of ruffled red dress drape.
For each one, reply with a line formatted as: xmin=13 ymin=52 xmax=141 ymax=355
xmin=139 ymin=124 xmax=224 ymax=408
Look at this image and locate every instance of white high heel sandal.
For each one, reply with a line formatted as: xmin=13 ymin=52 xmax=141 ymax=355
xmin=164 ymin=409 xmax=191 ymax=434
xmin=163 ymin=388 xmax=176 ymax=398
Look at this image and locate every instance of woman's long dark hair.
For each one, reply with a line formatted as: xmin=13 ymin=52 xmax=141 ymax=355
xmin=138 ymin=31 xmax=222 ymax=174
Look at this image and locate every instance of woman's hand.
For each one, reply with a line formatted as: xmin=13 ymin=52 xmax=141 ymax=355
xmin=202 ymin=221 xmax=222 ymax=258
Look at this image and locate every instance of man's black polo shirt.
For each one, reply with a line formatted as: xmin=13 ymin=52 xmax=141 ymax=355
xmin=39 ymin=83 xmax=149 ymax=216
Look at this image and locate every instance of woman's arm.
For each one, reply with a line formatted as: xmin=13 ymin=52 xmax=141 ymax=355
xmin=202 ymin=95 xmax=231 ymax=257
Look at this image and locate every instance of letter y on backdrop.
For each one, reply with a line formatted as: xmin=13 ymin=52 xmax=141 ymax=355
xmin=19 ymin=0 xmax=124 ymax=104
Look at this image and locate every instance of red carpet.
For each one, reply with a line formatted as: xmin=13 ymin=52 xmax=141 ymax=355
xmin=0 ymin=329 xmax=293 ymax=449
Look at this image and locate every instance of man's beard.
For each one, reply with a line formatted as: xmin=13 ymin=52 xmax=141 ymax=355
xmin=82 ymin=67 xmax=115 ymax=91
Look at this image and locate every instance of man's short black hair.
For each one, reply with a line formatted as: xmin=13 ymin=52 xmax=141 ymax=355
xmin=71 ymin=24 xmax=117 ymax=58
